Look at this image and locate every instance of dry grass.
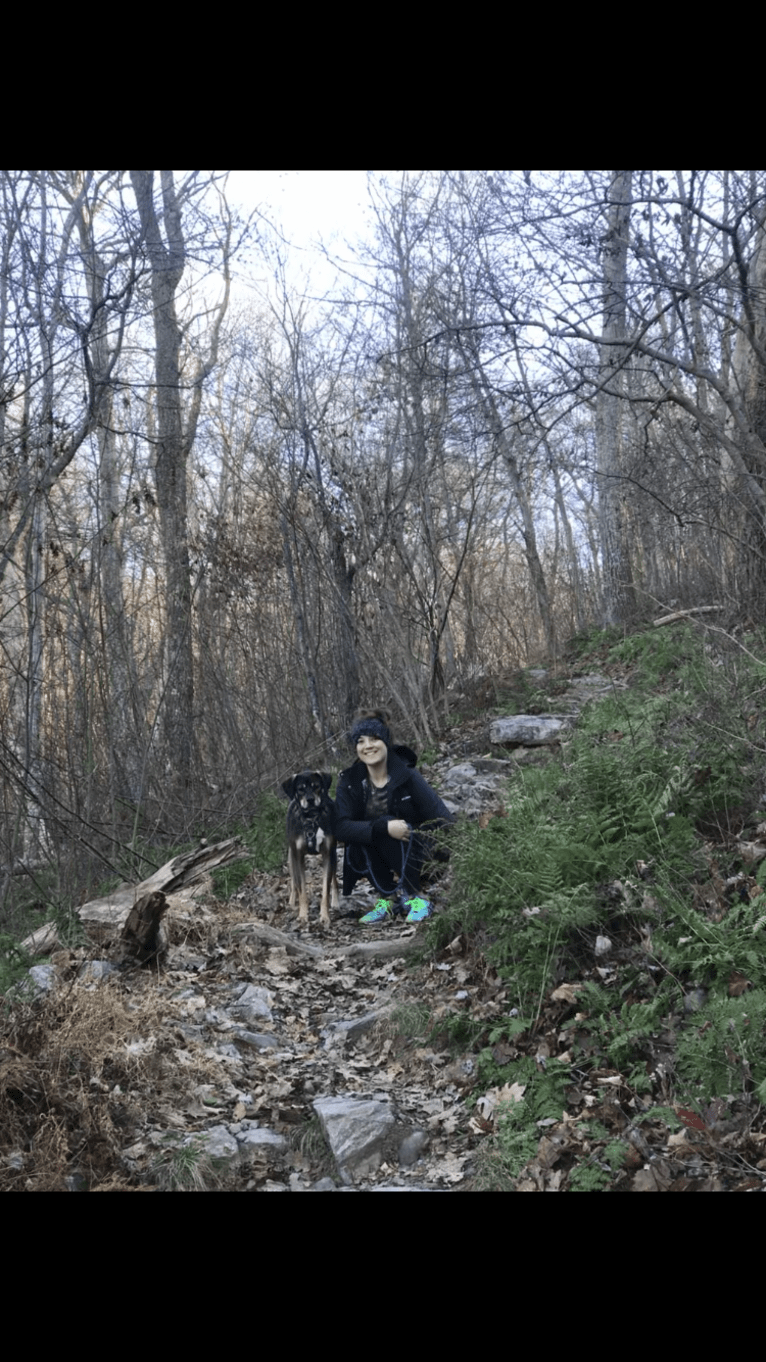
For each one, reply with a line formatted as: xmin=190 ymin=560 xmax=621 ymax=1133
xmin=0 ymin=971 xmax=221 ymax=1191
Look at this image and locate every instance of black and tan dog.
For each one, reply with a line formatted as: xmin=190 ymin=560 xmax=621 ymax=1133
xmin=282 ymin=771 xmax=339 ymax=927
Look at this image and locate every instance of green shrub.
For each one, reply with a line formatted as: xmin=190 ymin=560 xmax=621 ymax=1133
xmin=0 ymin=933 xmax=34 ymax=995
xmin=676 ymin=988 xmax=766 ymax=1100
xmin=212 ymin=792 xmax=286 ymax=897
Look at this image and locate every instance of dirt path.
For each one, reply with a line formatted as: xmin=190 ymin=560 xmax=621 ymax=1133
xmin=1 ymin=849 xmax=505 ymax=1191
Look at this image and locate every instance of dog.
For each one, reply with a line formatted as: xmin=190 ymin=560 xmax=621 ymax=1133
xmin=282 ymin=771 xmax=339 ymax=927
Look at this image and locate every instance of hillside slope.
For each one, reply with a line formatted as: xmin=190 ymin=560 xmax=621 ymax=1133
xmin=3 ymin=622 xmax=766 ymax=1191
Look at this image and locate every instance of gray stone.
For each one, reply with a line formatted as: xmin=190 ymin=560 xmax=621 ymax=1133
xmin=78 ymin=959 xmax=118 ymax=982
xmin=230 ymin=983 xmax=274 ymax=1024
xmin=323 ymin=1011 xmax=382 ymax=1047
xmin=215 ymin=1043 xmax=244 ymax=1061
xmin=236 ymin=1123 xmax=288 ymax=1159
xmin=490 ymin=715 xmax=571 ymax=746
xmin=368 ymin=1184 xmax=442 ymax=1191
xmin=198 ymin=1124 xmax=240 ymax=1167
xmin=399 ymin=1128 xmax=430 ymax=1166
xmin=234 ymin=1029 xmax=280 ymax=1051
xmin=27 ymin=964 xmax=56 ymax=993
xmin=313 ymin=1094 xmax=396 ymax=1185
xmin=442 ymin=762 xmax=478 ymax=786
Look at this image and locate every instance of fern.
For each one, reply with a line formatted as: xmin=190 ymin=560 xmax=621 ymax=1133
xmin=677 ymin=989 xmax=766 ymax=1099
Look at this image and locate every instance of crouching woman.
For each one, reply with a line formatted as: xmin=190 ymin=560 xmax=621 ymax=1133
xmin=335 ymin=711 xmax=454 ymax=924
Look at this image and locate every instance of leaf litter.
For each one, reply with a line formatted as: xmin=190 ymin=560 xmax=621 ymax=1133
xmin=5 ymin=660 xmax=766 ymax=1190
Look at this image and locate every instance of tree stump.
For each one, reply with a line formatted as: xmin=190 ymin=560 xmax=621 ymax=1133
xmin=120 ymin=891 xmax=169 ymax=966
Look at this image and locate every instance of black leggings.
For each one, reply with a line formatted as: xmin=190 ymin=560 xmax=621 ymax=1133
xmin=345 ymin=827 xmax=426 ymax=897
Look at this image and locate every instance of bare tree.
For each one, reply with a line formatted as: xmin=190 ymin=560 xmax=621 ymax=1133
xmin=129 ymin=170 xmax=232 ymax=813
xmin=596 ymin=170 xmax=637 ymax=626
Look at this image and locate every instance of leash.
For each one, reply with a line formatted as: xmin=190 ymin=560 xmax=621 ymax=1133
xmin=345 ymin=826 xmax=415 ymax=913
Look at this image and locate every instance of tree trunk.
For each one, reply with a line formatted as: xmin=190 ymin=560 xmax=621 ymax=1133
xmin=597 ymin=170 xmax=637 ymax=627
xmin=130 ymin=170 xmax=195 ymax=808
xmin=731 ymin=204 xmax=766 ymax=614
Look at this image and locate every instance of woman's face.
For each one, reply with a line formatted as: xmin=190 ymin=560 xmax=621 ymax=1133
xmin=356 ymin=736 xmax=387 ymax=767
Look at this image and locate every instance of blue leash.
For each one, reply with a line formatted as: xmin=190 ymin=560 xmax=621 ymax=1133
xmin=346 ymin=827 xmax=415 ymax=913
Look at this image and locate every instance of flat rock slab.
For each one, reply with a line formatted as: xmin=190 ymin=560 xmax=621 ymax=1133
xmin=490 ymin=715 xmax=571 ymax=746
xmin=313 ymin=1094 xmax=395 ymax=1185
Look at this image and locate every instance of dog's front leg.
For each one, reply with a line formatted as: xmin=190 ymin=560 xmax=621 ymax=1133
xmin=287 ymin=842 xmax=299 ymax=910
xmin=289 ymin=838 xmax=309 ymax=921
xmin=318 ymin=838 xmax=339 ymax=926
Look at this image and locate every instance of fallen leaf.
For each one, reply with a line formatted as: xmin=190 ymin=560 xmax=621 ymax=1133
xmin=737 ymin=840 xmax=766 ymax=865
xmin=632 ymin=1163 xmax=670 ymax=1191
xmin=729 ymin=969 xmax=751 ymax=997
xmin=676 ymin=1108 xmax=707 ymax=1132
xmin=551 ymin=983 xmax=581 ymax=1004
xmin=667 ymin=1130 xmax=696 ymax=1149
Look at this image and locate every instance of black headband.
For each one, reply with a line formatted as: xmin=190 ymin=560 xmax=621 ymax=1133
xmin=349 ymin=718 xmax=391 ymax=748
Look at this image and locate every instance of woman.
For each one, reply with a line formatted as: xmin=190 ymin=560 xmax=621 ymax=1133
xmin=335 ymin=711 xmax=454 ymax=924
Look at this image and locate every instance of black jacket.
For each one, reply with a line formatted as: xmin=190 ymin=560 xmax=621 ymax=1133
xmin=335 ymin=745 xmax=454 ymax=895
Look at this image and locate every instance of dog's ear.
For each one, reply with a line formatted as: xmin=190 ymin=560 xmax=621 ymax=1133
xmin=320 ymin=772 xmax=332 ymax=791
xmin=282 ymin=776 xmax=297 ymax=798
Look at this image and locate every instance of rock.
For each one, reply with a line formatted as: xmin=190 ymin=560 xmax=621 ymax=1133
xmin=490 ymin=715 xmax=571 ymax=746
xmin=323 ymin=1011 xmax=384 ymax=1047
xmin=438 ymin=762 xmax=511 ymax=818
xmin=78 ymin=959 xmax=118 ymax=982
xmin=442 ymin=762 xmax=478 ymax=785
xmin=27 ymin=964 xmax=56 ymax=994
xmin=197 ymin=1124 xmax=240 ymax=1167
xmin=230 ymin=983 xmax=274 ymax=1024
xmin=236 ymin=1123 xmax=288 ymax=1161
xmin=399 ymin=1128 xmax=429 ymax=1165
xmin=233 ymin=1029 xmax=280 ymax=1051
xmin=313 ymin=1094 xmax=396 ymax=1185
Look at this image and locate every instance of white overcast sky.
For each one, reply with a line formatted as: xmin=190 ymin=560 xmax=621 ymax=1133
xmin=225 ymin=170 xmax=373 ymax=298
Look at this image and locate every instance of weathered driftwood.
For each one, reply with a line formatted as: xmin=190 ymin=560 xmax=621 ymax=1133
xmin=228 ymin=920 xmax=419 ymax=962
xmin=19 ymin=922 xmax=62 ymax=957
xmin=333 ymin=937 xmax=419 ymax=961
xmin=229 ymin=922 xmax=324 ymax=958
xmin=120 ymin=890 xmax=170 ymax=965
xmin=77 ymin=837 xmax=245 ymax=939
xmin=653 ymin=605 xmax=723 ymax=627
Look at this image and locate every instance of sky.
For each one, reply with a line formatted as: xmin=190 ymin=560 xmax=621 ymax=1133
xmin=225 ymin=171 xmax=373 ymax=300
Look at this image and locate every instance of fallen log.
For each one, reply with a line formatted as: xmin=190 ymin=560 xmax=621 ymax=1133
xmin=19 ymin=922 xmax=62 ymax=957
xmin=652 ymin=605 xmax=723 ymax=627
xmin=77 ymin=837 xmax=246 ymax=940
xmin=228 ymin=922 xmax=324 ymax=958
xmin=228 ymin=921 xmax=419 ymax=962
xmin=332 ymin=937 xmax=419 ymax=961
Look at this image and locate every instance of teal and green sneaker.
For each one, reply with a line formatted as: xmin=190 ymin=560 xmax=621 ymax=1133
xmin=404 ymin=897 xmax=432 ymax=924
xmin=360 ymin=898 xmax=393 ymax=925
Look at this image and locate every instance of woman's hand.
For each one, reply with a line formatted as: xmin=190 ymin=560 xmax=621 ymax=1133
xmin=388 ymin=819 xmax=410 ymax=841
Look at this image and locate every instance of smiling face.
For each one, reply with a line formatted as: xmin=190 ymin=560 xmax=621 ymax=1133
xmin=356 ymin=735 xmax=388 ymax=769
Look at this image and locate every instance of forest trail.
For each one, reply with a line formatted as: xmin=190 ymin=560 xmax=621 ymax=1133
xmin=2 ymin=804 xmax=507 ymax=1192
xmin=3 ymin=673 xmax=567 ymax=1192
xmin=7 ymin=651 xmax=764 ymax=1192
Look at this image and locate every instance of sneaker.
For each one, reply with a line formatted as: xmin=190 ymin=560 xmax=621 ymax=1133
xmin=360 ymin=898 xmax=393 ymax=925
xmin=404 ymin=897 xmax=432 ymax=924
